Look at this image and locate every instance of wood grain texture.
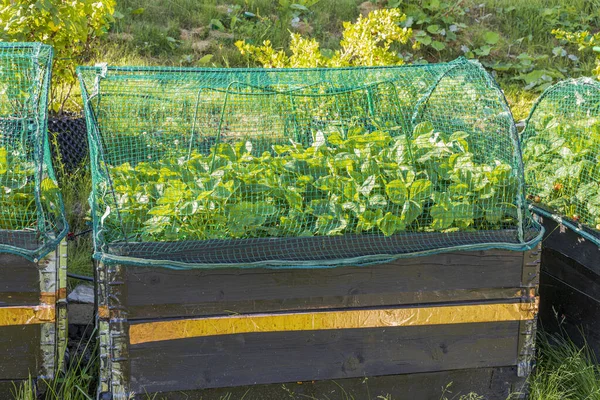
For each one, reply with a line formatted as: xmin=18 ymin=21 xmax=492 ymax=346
xmin=0 ymin=324 xmax=41 ymax=380
xmin=123 ymin=249 xmax=524 ymax=320
xmin=535 ymin=211 xmax=600 ymax=271
xmin=138 ymin=366 xmax=525 ymax=400
xmin=0 ymin=254 xmax=39 ymax=307
xmin=539 ymin=249 xmax=600 ymax=358
xmin=128 ymin=321 xmax=520 ymax=394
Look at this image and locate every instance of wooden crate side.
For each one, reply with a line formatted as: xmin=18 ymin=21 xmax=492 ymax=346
xmin=97 ymin=249 xmax=539 ymax=399
xmin=535 ymin=212 xmax=600 ymax=271
xmin=0 ymin=254 xmax=40 ymax=306
xmin=143 ymin=366 xmax=525 ymax=400
xmin=0 ymin=325 xmax=43 ymax=380
xmin=128 ymin=321 xmax=522 ymax=394
xmin=122 ymin=249 xmax=525 ymax=320
xmin=0 ymin=244 xmax=67 ymax=383
xmin=539 ymin=248 xmax=600 ymax=357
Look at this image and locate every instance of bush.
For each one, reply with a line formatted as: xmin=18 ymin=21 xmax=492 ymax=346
xmin=236 ymin=9 xmax=413 ymax=67
xmin=0 ymin=0 xmax=115 ymax=113
xmin=553 ymin=29 xmax=600 ymax=78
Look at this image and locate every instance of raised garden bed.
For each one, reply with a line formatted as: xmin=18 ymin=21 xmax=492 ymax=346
xmin=534 ymin=210 xmax=600 ymax=356
xmin=96 ymin=247 xmax=539 ymax=399
xmin=0 ymin=241 xmax=67 ymax=398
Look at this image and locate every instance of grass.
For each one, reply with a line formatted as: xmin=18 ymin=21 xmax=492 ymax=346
xmin=12 ymin=328 xmax=98 ymax=400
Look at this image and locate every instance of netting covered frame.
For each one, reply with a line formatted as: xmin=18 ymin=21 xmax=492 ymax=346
xmin=521 ymin=77 xmax=600 ymax=248
xmin=78 ymin=57 xmax=543 ymax=269
xmin=0 ymin=42 xmax=68 ymax=261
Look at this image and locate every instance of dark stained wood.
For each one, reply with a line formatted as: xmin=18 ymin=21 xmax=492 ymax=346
xmin=0 ymin=379 xmax=22 ymax=400
xmin=539 ymin=249 xmax=600 ymax=358
xmin=0 ymin=254 xmax=39 ymax=307
xmin=0 ymin=325 xmax=41 ymax=380
xmin=142 ymin=366 xmax=524 ymax=400
xmin=128 ymin=321 xmax=520 ymax=394
xmin=124 ymin=249 xmax=524 ymax=320
xmin=534 ymin=209 xmax=600 ymax=271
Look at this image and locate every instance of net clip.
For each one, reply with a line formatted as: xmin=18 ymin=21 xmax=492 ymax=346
xmin=93 ymin=63 xmax=108 ymax=98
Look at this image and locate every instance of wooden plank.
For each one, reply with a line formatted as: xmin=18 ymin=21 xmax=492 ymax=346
xmin=542 ymin=248 xmax=600 ymax=302
xmin=535 ymin=211 xmax=600 ymax=271
xmin=0 ymin=379 xmax=23 ymax=400
xmin=128 ymin=321 xmax=520 ymax=394
xmin=539 ymin=253 xmax=600 ymax=358
xmin=141 ymin=366 xmax=524 ymax=400
xmin=129 ymin=301 xmax=536 ymax=345
xmin=0 ymin=325 xmax=41 ymax=380
xmin=0 ymin=254 xmax=39 ymax=307
xmin=124 ymin=249 xmax=524 ymax=320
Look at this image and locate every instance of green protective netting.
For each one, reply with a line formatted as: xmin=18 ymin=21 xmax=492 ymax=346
xmin=0 ymin=42 xmax=67 ymax=261
xmin=78 ymin=57 xmax=542 ymax=269
xmin=522 ymin=77 xmax=600 ymax=247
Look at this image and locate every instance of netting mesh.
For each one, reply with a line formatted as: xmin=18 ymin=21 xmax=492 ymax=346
xmin=0 ymin=42 xmax=67 ymax=260
xmin=522 ymin=78 xmax=600 ymax=246
xmin=78 ymin=57 xmax=541 ymax=269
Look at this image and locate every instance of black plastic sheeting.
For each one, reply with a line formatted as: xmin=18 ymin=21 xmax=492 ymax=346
xmin=48 ymin=113 xmax=88 ymax=172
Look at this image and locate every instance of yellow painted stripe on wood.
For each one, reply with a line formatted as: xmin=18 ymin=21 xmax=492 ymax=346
xmin=0 ymin=305 xmax=55 ymax=326
xmin=130 ymin=300 xmax=538 ymax=345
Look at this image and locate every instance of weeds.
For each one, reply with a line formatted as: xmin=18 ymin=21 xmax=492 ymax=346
xmin=12 ymin=329 xmax=98 ymax=400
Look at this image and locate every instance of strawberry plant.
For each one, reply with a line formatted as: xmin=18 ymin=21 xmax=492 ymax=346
xmin=0 ymin=144 xmax=61 ymax=230
xmin=99 ymin=121 xmax=520 ymax=243
xmin=522 ymin=113 xmax=600 ymax=230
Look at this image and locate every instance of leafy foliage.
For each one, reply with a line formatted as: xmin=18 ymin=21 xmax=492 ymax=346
xmin=101 ymin=122 xmax=518 ymax=242
xmin=0 ymin=146 xmax=61 ymax=230
xmin=553 ymin=29 xmax=600 ymax=78
xmin=523 ymin=113 xmax=600 ymax=230
xmin=236 ymin=9 xmax=412 ymax=67
xmin=0 ymin=0 xmax=115 ymax=113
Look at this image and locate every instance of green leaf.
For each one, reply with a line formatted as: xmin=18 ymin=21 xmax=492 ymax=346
xmin=357 ymin=209 xmax=382 ymax=231
xmin=368 ymin=194 xmax=388 ymax=208
xmin=520 ymin=70 xmax=545 ymax=84
xmin=378 ymin=212 xmax=405 ymax=236
xmin=401 ymin=200 xmax=422 ymax=225
xmin=409 ymin=179 xmax=432 ymax=201
xmin=431 ymin=41 xmax=446 ymax=51
xmin=416 ymin=34 xmax=432 ymax=46
xmin=385 ymin=180 xmax=408 ymax=204
xmin=359 ymin=175 xmax=376 ymax=196
xmin=413 ymin=121 xmax=434 ymax=136
xmin=0 ymin=148 xmax=6 ymax=175
xmin=210 ymin=18 xmax=226 ymax=30
xmin=474 ymin=45 xmax=492 ymax=56
xmin=198 ymin=54 xmax=214 ymax=65
xmin=426 ymin=25 xmax=441 ymax=34
xmin=483 ymin=31 xmax=500 ymax=45
xmin=430 ymin=205 xmax=453 ymax=230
